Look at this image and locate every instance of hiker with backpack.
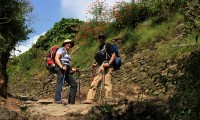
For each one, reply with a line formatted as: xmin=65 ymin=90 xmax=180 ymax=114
xmin=54 ymin=39 xmax=80 ymax=104
xmin=83 ymin=34 xmax=118 ymax=104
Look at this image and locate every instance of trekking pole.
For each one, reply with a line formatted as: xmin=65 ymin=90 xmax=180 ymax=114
xmin=78 ymin=69 xmax=81 ymax=104
xmin=76 ymin=66 xmax=81 ymax=104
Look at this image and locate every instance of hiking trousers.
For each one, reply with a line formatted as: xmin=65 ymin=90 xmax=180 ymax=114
xmin=54 ymin=66 xmax=77 ymax=104
xmin=86 ymin=65 xmax=113 ymax=102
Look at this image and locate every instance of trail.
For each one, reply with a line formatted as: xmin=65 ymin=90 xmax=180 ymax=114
xmin=3 ymin=83 xmax=154 ymax=120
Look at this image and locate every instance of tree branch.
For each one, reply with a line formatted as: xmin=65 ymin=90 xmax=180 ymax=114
xmin=0 ymin=18 xmax=11 ymax=25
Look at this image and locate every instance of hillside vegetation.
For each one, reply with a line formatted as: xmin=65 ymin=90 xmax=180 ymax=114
xmin=7 ymin=0 xmax=200 ymax=119
xmin=0 ymin=0 xmax=32 ymax=99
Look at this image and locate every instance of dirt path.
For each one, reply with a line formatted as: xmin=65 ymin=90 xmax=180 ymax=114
xmin=27 ymin=100 xmax=93 ymax=120
xmin=4 ymin=97 xmax=22 ymax=112
xmin=2 ymin=83 xmax=155 ymax=120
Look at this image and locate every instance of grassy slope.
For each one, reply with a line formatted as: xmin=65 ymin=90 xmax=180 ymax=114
xmin=7 ymin=13 xmax=200 ymax=92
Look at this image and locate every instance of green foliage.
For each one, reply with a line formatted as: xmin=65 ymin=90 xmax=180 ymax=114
xmin=6 ymin=0 xmax=200 ymax=119
xmin=123 ymin=101 xmax=169 ymax=120
xmin=34 ymin=18 xmax=83 ymax=50
xmin=158 ymin=35 xmax=199 ymax=62
xmin=140 ymin=0 xmax=199 ymax=39
xmin=7 ymin=44 xmax=48 ymax=83
xmin=111 ymin=0 xmax=188 ymax=30
xmin=0 ymin=0 xmax=32 ymax=60
xmin=85 ymin=104 xmax=113 ymax=120
xmin=132 ymin=13 xmax=182 ymax=49
xmin=7 ymin=48 xmax=41 ymax=81
xmin=106 ymin=22 xmax=121 ymax=36
xmin=0 ymin=0 xmax=32 ymax=97
xmin=85 ymin=101 xmax=169 ymax=120
xmin=76 ymin=21 xmax=108 ymax=41
xmin=113 ymin=2 xmax=149 ymax=28
xmin=181 ymin=0 xmax=200 ymax=38
xmin=7 ymin=18 xmax=83 ymax=83
xmin=141 ymin=0 xmax=187 ymax=16
xmin=121 ymin=28 xmax=139 ymax=53
xmin=169 ymin=51 xmax=200 ymax=120
xmin=72 ymin=41 xmax=98 ymax=68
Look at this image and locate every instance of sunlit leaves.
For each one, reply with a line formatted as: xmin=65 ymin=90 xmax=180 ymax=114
xmin=75 ymin=21 xmax=108 ymax=41
xmin=34 ymin=18 xmax=83 ymax=49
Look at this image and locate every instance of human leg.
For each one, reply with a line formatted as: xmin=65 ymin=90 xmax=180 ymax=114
xmin=85 ymin=76 xmax=102 ymax=102
xmin=104 ymin=67 xmax=113 ymax=99
xmin=67 ymin=74 xmax=77 ymax=104
xmin=54 ymin=69 xmax=65 ymax=103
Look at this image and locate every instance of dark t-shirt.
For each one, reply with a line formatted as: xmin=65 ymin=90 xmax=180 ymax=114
xmin=99 ymin=43 xmax=115 ymax=59
xmin=95 ymin=43 xmax=114 ymax=65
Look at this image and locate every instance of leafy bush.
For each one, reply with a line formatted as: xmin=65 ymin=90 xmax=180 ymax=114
xmin=169 ymin=51 xmax=200 ymax=119
xmin=75 ymin=21 xmax=108 ymax=41
xmin=113 ymin=2 xmax=149 ymax=29
xmin=85 ymin=101 xmax=169 ymax=120
xmin=34 ymin=18 xmax=83 ymax=50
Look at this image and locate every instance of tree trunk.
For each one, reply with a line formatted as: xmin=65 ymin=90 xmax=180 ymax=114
xmin=0 ymin=69 xmax=7 ymax=99
xmin=0 ymin=53 xmax=9 ymax=99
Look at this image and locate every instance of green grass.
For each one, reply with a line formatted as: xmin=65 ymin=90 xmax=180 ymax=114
xmin=135 ymin=14 xmax=183 ymax=48
xmin=7 ymin=13 xmax=200 ymax=92
xmin=71 ymin=40 xmax=98 ymax=68
xmin=157 ymin=35 xmax=200 ymax=62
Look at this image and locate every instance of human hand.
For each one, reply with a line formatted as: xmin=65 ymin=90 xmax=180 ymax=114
xmin=102 ymin=63 xmax=110 ymax=68
xmin=93 ymin=63 xmax=97 ymax=67
xmin=76 ymin=68 xmax=80 ymax=72
xmin=62 ymin=66 xmax=67 ymax=71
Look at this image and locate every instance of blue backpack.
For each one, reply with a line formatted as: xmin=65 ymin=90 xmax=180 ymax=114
xmin=112 ymin=44 xmax=121 ymax=70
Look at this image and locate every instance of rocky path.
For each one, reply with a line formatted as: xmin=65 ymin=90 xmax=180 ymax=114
xmin=27 ymin=99 xmax=92 ymax=120
xmin=1 ymin=81 xmax=154 ymax=120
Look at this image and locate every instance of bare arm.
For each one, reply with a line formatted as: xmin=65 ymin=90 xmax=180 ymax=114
xmin=103 ymin=52 xmax=116 ymax=68
xmin=55 ymin=53 xmax=63 ymax=69
xmin=109 ymin=52 xmax=116 ymax=65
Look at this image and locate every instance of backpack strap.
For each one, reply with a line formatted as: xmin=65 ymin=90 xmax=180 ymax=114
xmin=56 ymin=47 xmax=67 ymax=63
xmin=50 ymin=48 xmax=55 ymax=58
xmin=97 ymin=44 xmax=111 ymax=63
xmin=49 ymin=46 xmax=59 ymax=61
xmin=61 ymin=47 xmax=66 ymax=57
xmin=103 ymin=44 xmax=111 ymax=59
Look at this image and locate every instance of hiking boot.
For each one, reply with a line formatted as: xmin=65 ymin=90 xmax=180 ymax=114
xmin=104 ymin=97 xmax=116 ymax=104
xmin=82 ymin=100 xmax=93 ymax=104
xmin=54 ymin=101 xmax=62 ymax=104
xmin=82 ymin=101 xmax=92 ymax=104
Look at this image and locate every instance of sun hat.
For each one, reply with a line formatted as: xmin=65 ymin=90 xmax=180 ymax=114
xmin=98 ymin=34 xmax=107 ymax=40
xmin=62 ymin=39 xmax=74 ymax=48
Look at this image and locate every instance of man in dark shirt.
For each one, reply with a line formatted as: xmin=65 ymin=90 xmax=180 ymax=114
xmin=84 ymin=34 xmax=116 ymax=104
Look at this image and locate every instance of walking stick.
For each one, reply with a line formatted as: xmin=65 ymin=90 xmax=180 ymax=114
xmin=76 ymin=66 xmax=81 ymax=104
